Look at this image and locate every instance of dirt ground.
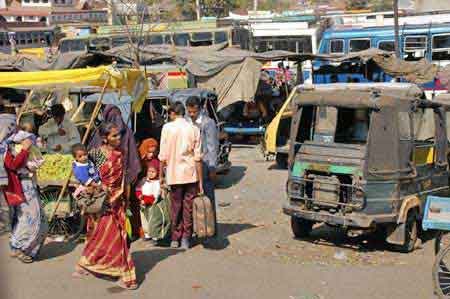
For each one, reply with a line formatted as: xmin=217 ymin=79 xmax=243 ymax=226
xmin=0 ymin=145 xmax=438 ymax=299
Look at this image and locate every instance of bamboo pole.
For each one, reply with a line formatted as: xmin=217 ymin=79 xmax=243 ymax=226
xmin=48 ymin=77 xmax=111 ymax=223
xmin=70 ymin=101 xmax=86 ymax=123
xmin=16 ymin=90 xmax=34 ymax=125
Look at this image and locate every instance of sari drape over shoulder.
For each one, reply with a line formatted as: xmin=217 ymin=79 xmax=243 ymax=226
xmin=78 ymin=147 xmax=136 ymax=287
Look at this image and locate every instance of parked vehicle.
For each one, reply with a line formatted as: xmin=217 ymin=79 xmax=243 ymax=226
xmin=284 ymin=83 xmax=450 ymax=252
xmin=315 ymin=22 xmax=450 ymax=97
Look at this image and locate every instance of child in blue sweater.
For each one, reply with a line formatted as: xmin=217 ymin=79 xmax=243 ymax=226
xmin=71 ymin=143 xmax=101 ymax=199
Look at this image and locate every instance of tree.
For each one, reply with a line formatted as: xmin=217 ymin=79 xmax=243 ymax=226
xmin=345 ymin=0 xmax=369 ymax=10
xmin=372 ymin=0 xmax=393 ymax=11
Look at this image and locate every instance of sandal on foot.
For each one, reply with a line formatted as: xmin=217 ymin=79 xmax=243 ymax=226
xmin=17 ymin=252 xmax=33 ymax=264
xmin=116 ymin=280 xmax=138 ymax=290
xmin=72 ymin=266 xmax=91 ymax=278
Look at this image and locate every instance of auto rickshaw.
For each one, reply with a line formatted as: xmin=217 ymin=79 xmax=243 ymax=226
xmin=284 ymin=83 xmax=450 ymax=252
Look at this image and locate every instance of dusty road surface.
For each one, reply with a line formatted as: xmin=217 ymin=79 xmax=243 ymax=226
xmin=0 ymin=146 xmax=437 ymax=299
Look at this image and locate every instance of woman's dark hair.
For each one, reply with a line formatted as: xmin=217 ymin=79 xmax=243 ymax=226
xmin=98 ymin=122 xmax=119 ymax=139
xmin=185 ymin=96 xmax=201 ymax=109
xmin=169 ymin=101 xmax=185 ymax=116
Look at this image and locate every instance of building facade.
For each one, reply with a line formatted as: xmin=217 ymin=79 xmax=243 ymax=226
xmin=0 ymin=0 xmax=108 ymax=52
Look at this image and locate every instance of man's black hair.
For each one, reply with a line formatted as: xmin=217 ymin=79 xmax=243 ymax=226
xmin=51 ymin=104 xmax=66 ymax=118
xmin=0 ymin=96 xmax=4 ymax=113
xmin=170 ymin=101 xmax=185 ymax=116
xmin=185 ymin=96 xmax=201 ymax=109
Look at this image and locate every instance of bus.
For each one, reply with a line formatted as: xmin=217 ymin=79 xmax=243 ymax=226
xmin=58 ymin=22 xmax=234 ymax=54
xmin=315 ymin=22 xmax=450 ymax=97
xmin=0 ymin=26 xmax=60 ymax=54
xmin=236 ymin=21 xmax=321 ymax=84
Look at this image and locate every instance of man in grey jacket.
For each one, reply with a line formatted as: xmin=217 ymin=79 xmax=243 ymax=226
xmin=186 ymin=96 xmax=219 ymax=235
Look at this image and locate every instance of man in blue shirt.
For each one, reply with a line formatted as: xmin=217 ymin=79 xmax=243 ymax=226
xmin=186 ymin=96 xmax=219 ymax=236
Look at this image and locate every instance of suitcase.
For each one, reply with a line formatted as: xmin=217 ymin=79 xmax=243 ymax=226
xmin=193 ymin=194 xmax=215 ymax=238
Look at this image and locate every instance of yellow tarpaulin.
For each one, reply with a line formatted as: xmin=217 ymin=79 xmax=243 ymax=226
xmin=0 ymin=66 xmax=148 ymax=106
xmin=264 ymin=91 xmax=296 ymax=154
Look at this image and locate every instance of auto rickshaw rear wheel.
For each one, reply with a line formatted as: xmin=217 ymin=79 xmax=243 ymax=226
xmin=291 ymin=217 xmax=313 ymax=239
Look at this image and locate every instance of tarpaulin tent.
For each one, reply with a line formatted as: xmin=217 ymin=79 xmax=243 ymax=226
xmin=0 ymin=51 xmax=114 ymax=72
xmin=0 ymin=65 xmax=147 ymax=102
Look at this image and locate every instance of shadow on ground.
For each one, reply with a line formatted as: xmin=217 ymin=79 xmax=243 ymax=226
xmin=202 ymin=222 xmax=257 ymax=251
xmin=132 ymin=249 xmax=180 ymax=285
xmin=216 ymin=166 xmax=247 ymax=189
xmin=295 ymin=223 xmax=437 ymax=253
xmin=37 ymin=241 xmax=79 ymax=261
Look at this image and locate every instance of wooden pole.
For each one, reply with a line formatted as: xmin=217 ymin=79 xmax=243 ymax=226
xmin=253 ymin=0 xmax=258 ymax=11
xmin=48 ymin=77 xmax=111 ymax=223
xmin=393 ymin=0 xmax=401 ymax=58
xmin=16 ymin=90 xmax=34 ymax=125
xmin=196 ymin=0 xmax=201 ymax=20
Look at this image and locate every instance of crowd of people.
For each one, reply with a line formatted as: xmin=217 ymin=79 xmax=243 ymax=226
xmin=0 ymin=95 xmax=219 ymax=290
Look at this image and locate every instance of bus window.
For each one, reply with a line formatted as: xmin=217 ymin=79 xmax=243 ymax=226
xmin=288 ymin=40 xmax=297 ymax=52
xmin=174 ymin=33 xmax=189 ymax=46
xmin=191 ymin=32 xmax=213 ymax=46
xmin=32 ymin=32 xmax=39 ymax=44
xmin=274 ymin=39 xmax=288 ymax=51
xmin=112 ymin=36 xmax=128 ymax=47
xmin=329 ymin=39 xmax=344 ymax=54
xmin=404 ymin=35 xmax=427 ymax=60
xmin=297 ymin=37 xmax=313 ymax=53
xmin=90 ymin=37 xmax=110 ymax=51
xmin=214 ymin=31 xmax=228 ymax=44
xmin=349 ymin=39 xmax=370 ymax=52
xmin=26 ymin=33 xmax=32 ymax=44
xmin=378 ymin=40 xmax=395 ymax=52
xmin=149 ymin=35 xmax=163 ymax=45
xmin=432 ymin=34 xmax=450 ymax=61
xmin=255 ymin=40 xmax=267 ymax=52
xmin=192 ymin=32 xmax=213 ymax=42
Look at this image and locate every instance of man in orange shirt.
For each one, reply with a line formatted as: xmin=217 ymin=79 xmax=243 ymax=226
xmin=159 ymin=102 xmax=203 ymax=250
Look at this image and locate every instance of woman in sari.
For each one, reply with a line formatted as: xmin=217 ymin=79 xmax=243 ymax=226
xmin=1 ymin=117 xmax=48 ymax=263
xmin=89 ymin=105 xmax=141 ymax=239
xmin=74 ymin=122 xmax=137 ymax=290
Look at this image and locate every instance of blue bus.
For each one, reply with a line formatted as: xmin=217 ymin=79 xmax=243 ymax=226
xmin=314 ymin=23 xmax=450 ymax=97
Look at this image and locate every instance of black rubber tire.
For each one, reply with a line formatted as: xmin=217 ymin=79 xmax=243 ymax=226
xmin=433 ymin=243 xmax=450 ymax=299
xmin=394 ymin=210 xmax=419 ymax=253
xmin=435 ymin=232 xmax=450 ymax=256
xmin=276 ymin=154 xmax=288 ymax=169
xmin=291 ymin=217 xmax=313 ymax=239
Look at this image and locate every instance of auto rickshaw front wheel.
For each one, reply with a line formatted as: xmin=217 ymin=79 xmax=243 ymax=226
xmin=392 ymin=209 xmax=419 ymax=253
xmin=291 ymin=217 xmax=313 ymax=239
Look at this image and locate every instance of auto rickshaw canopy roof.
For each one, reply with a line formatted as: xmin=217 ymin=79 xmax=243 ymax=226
xmin=292 ymin=83 xmax=447 ymax=111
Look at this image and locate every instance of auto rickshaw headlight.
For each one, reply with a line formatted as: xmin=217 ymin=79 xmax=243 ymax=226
xmin=355 ymin=189 xmax=364 ymax=198
xmin=287 ymin=181 xmax=303 ymax=198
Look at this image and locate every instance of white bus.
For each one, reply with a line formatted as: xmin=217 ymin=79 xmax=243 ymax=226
xmin=236 ymin=21 xmax=320 ymax=84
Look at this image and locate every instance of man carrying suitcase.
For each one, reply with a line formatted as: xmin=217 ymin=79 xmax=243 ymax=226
xmin=159 ymin=102 xmax=203 ymax=250
xmin=186 ymin=96 xmax=219 ymax=238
